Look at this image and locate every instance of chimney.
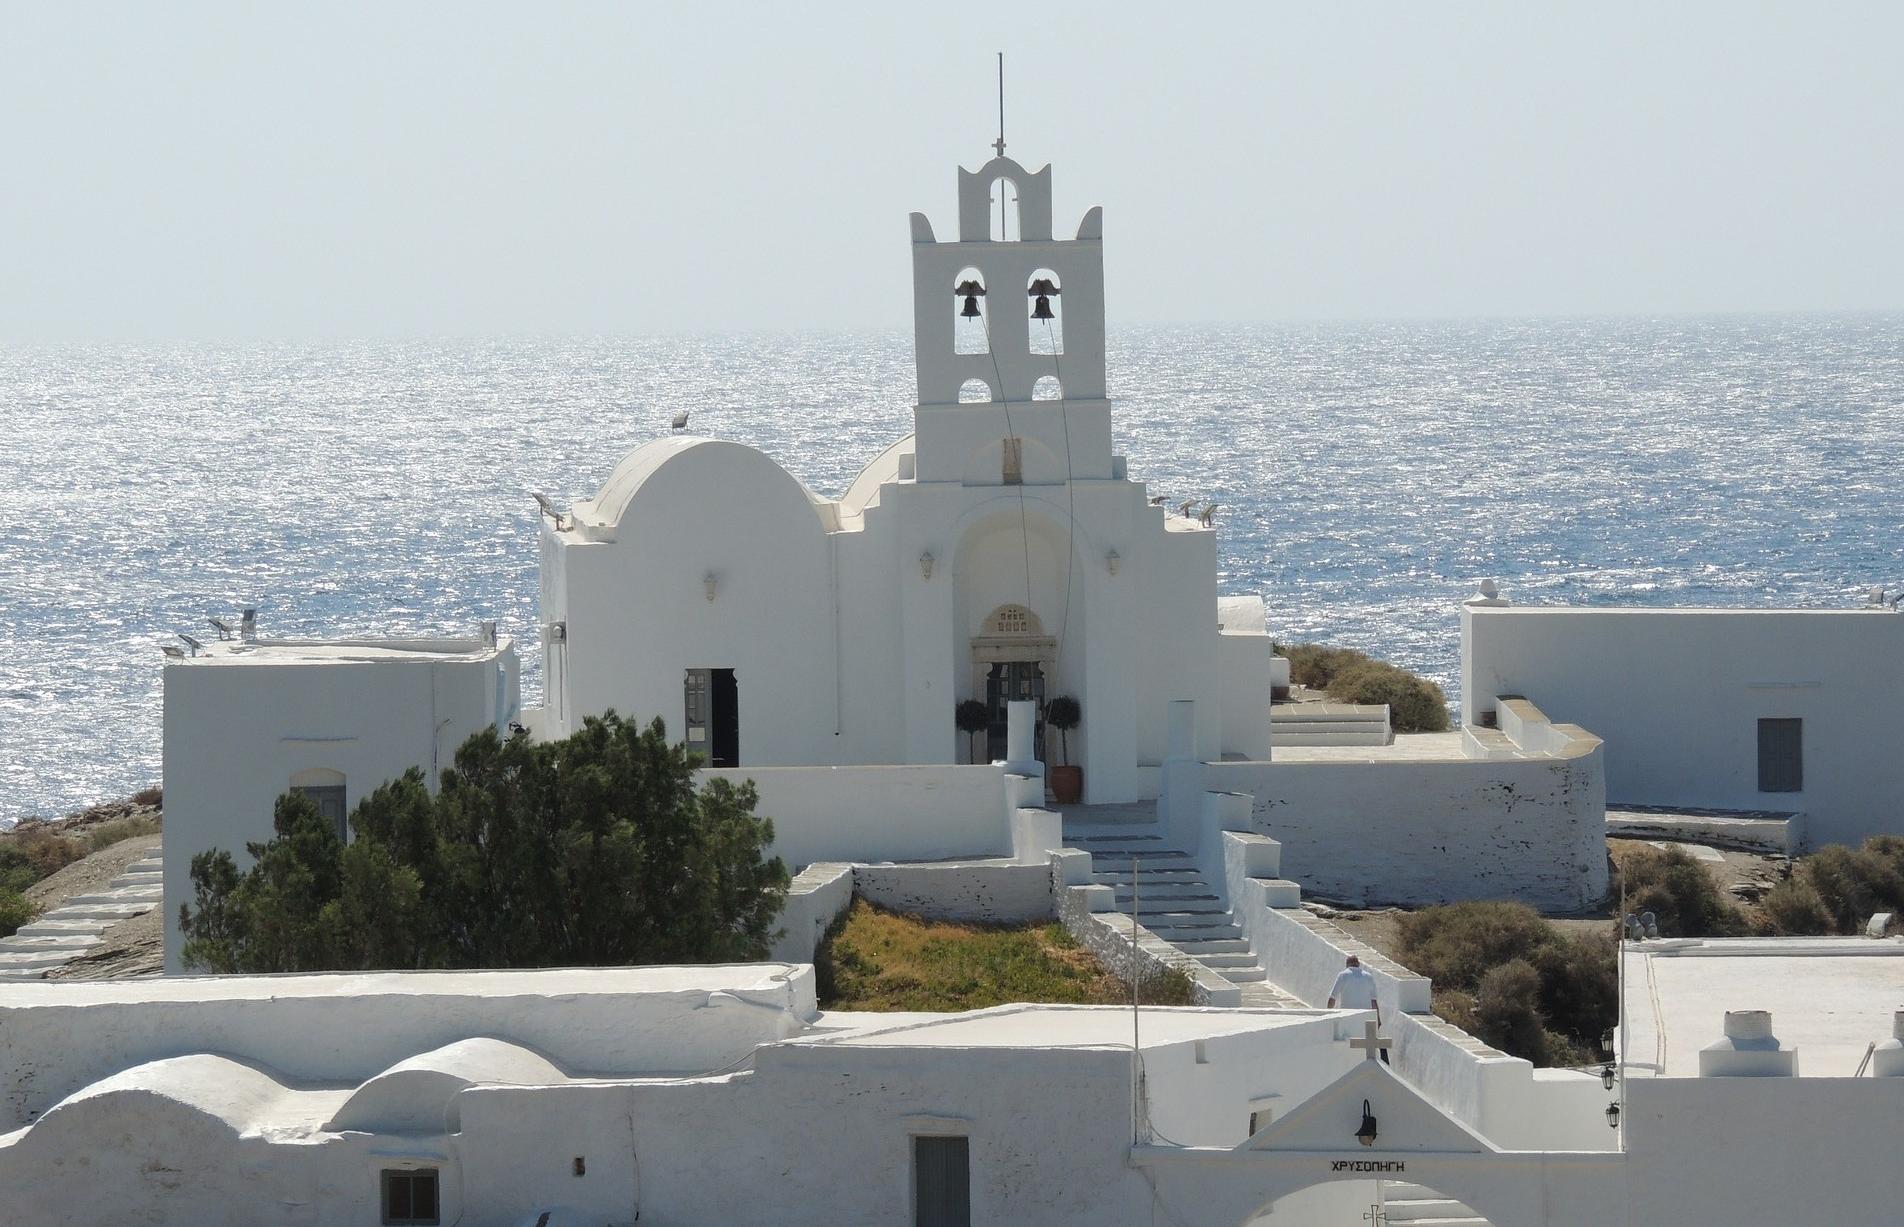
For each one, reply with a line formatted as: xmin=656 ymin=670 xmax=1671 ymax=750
xmin=1872 ymin=1011 xmax=1904 ymax=1078
xmin=1698 ymin=1010 xmax=1798 ymax=1077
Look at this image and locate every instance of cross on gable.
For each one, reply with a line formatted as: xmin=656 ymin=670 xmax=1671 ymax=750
xmin=1350 ymin=1020 xmax=1392 ymax=1062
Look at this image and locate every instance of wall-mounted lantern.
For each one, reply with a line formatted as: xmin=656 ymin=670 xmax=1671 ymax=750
xmin=703 ymin=573 xmax=718 ymax=602
xmin=920 ymin=551 xmax=936 ymax=581
xmin=1106 ymin=549 xmax=1121 ymax=576
xmin=1601 ymin=1064 xmax=1616 ymax=1091
xmin=1355 ymin=1099 xmax=1378 ymax=1148
xmin=1605 ymin=1102 xmax=1621 ymax=1129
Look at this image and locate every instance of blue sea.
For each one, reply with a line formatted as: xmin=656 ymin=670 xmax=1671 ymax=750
xmin=2 ymin=314 xmax=1900 ymax=823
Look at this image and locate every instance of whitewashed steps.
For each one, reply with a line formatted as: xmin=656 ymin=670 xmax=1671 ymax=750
xmin=1065 ymin=826 xmax=1298 ymax=1001
xmin=0 ymin=844 xmax=163 ymax=982
xmin=1383 ymin=1183 xmax=1487 ymax=1225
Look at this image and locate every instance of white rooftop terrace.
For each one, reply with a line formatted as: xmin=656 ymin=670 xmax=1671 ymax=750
xmin=1621 ymin=937 xmax=1904 ymax=1078
xmin=797 ymin=1003 xmax=1343 ymax=1049
xmin=170 ymin=632 xmax=513 ymax=666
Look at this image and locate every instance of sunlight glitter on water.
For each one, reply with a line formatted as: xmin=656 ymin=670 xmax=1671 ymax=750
xmin=1 ymin=315 xmax=1900 ymax=820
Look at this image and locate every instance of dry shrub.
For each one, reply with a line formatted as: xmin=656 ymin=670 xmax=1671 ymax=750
xmin=130 ymin=786 xmax=163 ymax=808
xmin=0 ymin=825 xmax=86 ymax=893
xmin=0 ymin=889 xmax=36 ymax=939
xmin=1612 ymin=844 xmax=1746 ymax=937
xmin=1397 ymin=900 xmax=1554 ymax=987
xmin=1796 ymin=840 xmax=1904 ymax=933
xmin=1276 ymin=643 xmax=1452 ymax=733
xmin=1326 ymin=661 xmax=1452 ymax=733
xmin=1473 ymin=959 xmax=1551 ymax=1064
xmin=1761 ymin=876 xmax=1834 ymax=935
xmin=1399 ymin=900 xmax=1613 ymax=1067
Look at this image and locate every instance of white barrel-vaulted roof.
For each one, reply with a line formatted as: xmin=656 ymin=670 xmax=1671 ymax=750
xmin=569 ymin=436 xmax=839 ymax=536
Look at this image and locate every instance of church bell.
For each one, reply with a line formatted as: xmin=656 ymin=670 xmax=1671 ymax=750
xmin=1028 ymin=277 xmax=1060 ymax=321
xmin=956 ymin=279 xmax=987 ymax=320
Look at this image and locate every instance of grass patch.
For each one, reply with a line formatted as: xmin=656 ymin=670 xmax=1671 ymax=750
xmin=815 ymin=899 xmax=1197 ymax=1012
xmin=84 ymin=813 xmax=162 ymax=853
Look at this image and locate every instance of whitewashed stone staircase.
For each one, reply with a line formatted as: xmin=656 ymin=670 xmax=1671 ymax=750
xmin=1381 ymin=1181 xmax=1488 ymax=1225
xmin=1062 ymin=820 xmax=1299 ymax=1008
xmin=0 ymin=851 xmax=163 ymax=981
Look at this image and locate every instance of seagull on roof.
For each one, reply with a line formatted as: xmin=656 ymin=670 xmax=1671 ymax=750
xmin=1148 ymin=494 xmax=1167 ymax=506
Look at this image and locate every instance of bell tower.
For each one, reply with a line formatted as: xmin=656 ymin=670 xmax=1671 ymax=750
xmin=906 ymin=153 xmax=1113 ymax=484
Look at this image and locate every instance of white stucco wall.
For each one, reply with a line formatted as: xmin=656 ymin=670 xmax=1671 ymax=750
xmin=1206 ymin=741 xmax=1610 ymax=910
xmin=1463 ymin=604 xmax=1904 ymax=848
xmin=160 ymin=637 xmax=518 ymax=972
xmin=698 ymin=763 xmax=1015 ymax=868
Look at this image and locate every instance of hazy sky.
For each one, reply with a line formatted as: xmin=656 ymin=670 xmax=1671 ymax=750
xmin=3 ymin=4 xmax=1900 ymax=341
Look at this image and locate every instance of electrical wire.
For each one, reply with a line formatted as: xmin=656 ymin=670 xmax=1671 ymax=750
xmin=1044 ymin=314 xmax=1076 ymax=681
xmin=978 ymin=308 xmax=1034 ymax=613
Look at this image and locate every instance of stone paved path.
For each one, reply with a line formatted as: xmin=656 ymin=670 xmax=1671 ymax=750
xmin=0 ymin=849 xmax=163 ymax=981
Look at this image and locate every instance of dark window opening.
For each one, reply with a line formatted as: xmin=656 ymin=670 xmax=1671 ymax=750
xmin=914 ymin=1135 xmax=970 ymax=1227
xmin=1758 ymin=718 xmax=1803 ymax=793
xmin=294 ymin=783 xmax=347 ymax=843
xmin=685 ymin=668 xmax=739 ymax=767
xmin=1002 ymin=436 xmax=1023 ymax=485
xmin=381 ymin=1168 xmax=440 ymax=1226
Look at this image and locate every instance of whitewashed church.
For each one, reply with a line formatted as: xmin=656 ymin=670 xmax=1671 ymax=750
xmin=532 ymin=151 xmax=1274 ymax=795
xmin=6 ymin=136 xmax=1900 ymax=1227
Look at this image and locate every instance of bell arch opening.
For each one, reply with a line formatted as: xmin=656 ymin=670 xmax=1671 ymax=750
xmin=958 ymin=378 xmax=996 ymax=403
xmin=1031 ymin=375 xmax=1063 ymax=401
xmin=988 ymin=177 xmax=1020 ymax=242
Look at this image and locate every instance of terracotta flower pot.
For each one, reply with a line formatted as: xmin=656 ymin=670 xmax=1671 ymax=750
xmin=1048 ymin=764 xmax=1083 ymax=805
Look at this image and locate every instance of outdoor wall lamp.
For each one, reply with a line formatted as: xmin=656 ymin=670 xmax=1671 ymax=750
xmin=1355 ymin=1100 xmax=1378 ymax=1148
xmin=1605 ymin=1102 xmax=1621 ymax=1129
xmin=703 ymin=573 xmax=718 ymax=602
xmin=1601 ymin=1064 xmax=1616 ymax=1091
xmin=920 ymin=551 xmax=936 ymax=581
xmin=1106 ymin=549 xmax=1121 ymax=576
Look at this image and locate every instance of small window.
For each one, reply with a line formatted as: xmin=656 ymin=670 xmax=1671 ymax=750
xmin=1758 ymin=718 xmax=1802 ymax=793
xmin=1001 ymin=437 xmax=1023 ymax=485
xmin=913 ymin=1136 xmax=970 ymax=1227
xmin=293 ymin=783 xmax=347 ymax=843
xmin=381 ymin=1169 xmax=440 ymax=1226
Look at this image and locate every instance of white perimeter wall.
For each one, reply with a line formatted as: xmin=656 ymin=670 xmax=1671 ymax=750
xmin=1464 ymin=606 xmax=1904 ymax=848
xmin=1207 ymin=746 xmax=1609 ymax=910
xmin=160 ymin=648 xmax=516 ymax=972
xmin=698 ymin=763 xmax=1014 ymax=868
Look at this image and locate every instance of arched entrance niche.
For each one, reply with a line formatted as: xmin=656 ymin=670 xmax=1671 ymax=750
xmin=971 ymin=604 xmax=1057 ymax=761
xmin=951 ymin=502 xmax=1090 ymax=763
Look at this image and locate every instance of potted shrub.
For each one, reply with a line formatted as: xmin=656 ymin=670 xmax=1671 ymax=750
xmin=1045 ymin=694 xmax=1082 ymax=803
xmin=955 ymin=699 xmax=991 ymax=764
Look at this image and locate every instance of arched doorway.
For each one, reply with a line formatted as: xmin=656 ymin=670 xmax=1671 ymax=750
xmin=972 ymin=604 xmax=1056 ymax=761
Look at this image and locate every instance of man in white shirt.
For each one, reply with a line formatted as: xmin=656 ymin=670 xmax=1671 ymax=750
xmin=1327 ymin=955 xmax=1388 ymax=1063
